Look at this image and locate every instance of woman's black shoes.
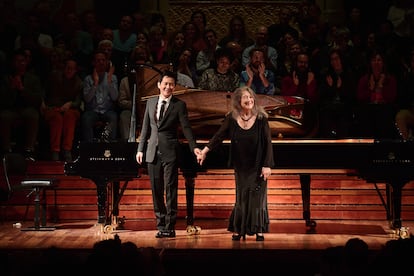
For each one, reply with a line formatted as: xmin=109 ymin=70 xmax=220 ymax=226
xmin=256 ymin=234 xmax=264 ymax=241
xmin=231 ymin=233 xmax=264 ymax=241
xmin=232 ymin=234 xmax=245 ymax=241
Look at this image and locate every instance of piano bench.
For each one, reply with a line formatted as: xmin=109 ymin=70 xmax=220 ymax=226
xmin=20 ymin=179 xmax=58 ymax=231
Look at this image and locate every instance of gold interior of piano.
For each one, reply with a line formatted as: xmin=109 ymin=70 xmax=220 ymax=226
xmin=134 ymin=65 xmax=317 ymax=139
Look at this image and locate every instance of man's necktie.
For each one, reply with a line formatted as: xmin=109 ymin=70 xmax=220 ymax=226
xmin=159 ymin=100 xmax=166 ymax=121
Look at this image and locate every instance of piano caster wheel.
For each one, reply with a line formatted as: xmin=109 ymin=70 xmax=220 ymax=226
xmin=186 ymin=225 xmax=201 ymax=235
xmin=103 ymin=224 xmax=114 ymax=234
xmin=397 ymin=226 xmax=410 ymax=239
xmin=117 ymin=216 xmax=126 ymax=230
xmin=195 ymin=225 xmax=201 ymax=234
xmin=305 ymin=220 xmax=317 ymax=233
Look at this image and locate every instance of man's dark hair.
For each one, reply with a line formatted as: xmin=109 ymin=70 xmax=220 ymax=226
xmin=159 ymin=70 xmax=177 ymax=84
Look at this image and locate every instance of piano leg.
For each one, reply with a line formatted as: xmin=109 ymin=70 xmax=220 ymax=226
xmin=110 ymin=180 xmax=128 ymax=230
xmin=92 ymin=177 xmax=109 ymax=225
xmin=300 ymin=174 xmax=317 ymax=231
xmin=388 ymin=181 xmax=404 ymax=230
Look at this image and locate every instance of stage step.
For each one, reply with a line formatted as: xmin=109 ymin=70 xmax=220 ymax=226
xmin=1 ymin=161 xmax=414 ymax=223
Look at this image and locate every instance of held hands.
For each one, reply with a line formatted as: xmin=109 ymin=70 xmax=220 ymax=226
xmin=196 ymin=147 xmax=209 ymax=166
xmin=261 ymin=167 xmax=271 ymax=181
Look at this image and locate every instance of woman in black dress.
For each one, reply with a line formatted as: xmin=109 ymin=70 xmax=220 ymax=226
xmin=197 ymin=86 xmax=274 ymax=241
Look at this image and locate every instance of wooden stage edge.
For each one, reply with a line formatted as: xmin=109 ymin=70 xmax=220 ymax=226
xmin=1 ymin=218 xmax=413 ymax=250
xmin=1 ymin=218 xmax=413 ymax=275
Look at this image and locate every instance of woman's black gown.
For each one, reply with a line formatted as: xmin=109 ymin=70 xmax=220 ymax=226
xmin=207 ymin=114 xmax=274 ymax=236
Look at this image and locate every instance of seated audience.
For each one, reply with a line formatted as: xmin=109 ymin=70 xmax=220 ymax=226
xmin=0 ymin=49 xmax=43 ymax=160
xmin=174 ymin=48 xmax=198 ymax=86
xmin=41 ymin=58 xmax=82 ymax=161
xmin=355 ymin=49 xmax=398 ymax=139
xmin=280 ymin=51 xmax=319 ymax=103
xmin=240 ymin=47 xmax=276 ymax=95
xmin=318 ymin=48 xmax=358 ymax=138
xmin=81 ymin=50 xmax=119 ymax=142
xmin=225 ymin=41 xmax=244 ymax=75
xmin=196 ymin=29 xmax=220 ymax=76
xmin=198 ymin=47 xmax=240 ymax=92
xmin=242 ymin=25 xmax=278 ymax=73
xmin=218 ymin=15 xmax=254 ymax=50
xmin=167 ymin=30 xmax=186 ymax=69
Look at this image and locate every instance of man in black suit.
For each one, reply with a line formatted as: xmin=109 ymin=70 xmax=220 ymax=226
xmin=136 ymin=70 xmax=201 ymax=238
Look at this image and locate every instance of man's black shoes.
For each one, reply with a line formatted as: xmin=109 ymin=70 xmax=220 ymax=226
xmin=155 ymin=231 xmax=164 ymax=238
xmin=155 ymin=230 xmax=176 ymax=238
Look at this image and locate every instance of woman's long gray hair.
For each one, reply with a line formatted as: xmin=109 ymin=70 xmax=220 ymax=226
xmin=231 ymin=86 xmax=268 ymax=120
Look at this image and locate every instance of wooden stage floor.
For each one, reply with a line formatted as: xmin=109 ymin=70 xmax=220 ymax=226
xmin=1 ymin=218 xmax=413 ymax=275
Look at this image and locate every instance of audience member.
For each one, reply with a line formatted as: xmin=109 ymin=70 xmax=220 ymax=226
xmin=99 ymin=27 xmax=114 ymax=42
xmin=225 ymin=41 xmax=244 ymax=75
xmin=275 ymin=29 xmax=300 ymax=68
xmin=191 ymin=10 xmax=208 ymax=39
xmin=135 ymin=31 xmax=149 ymax=46
xmin=14 ymin=11 xmax=53 ymax=57
xmin=196 ymin=29 xmax=220 ymax=76
xmin=147 ymin=25 xmax=168 ymax=64
xmin=395 ymin=50 xmax=414 ymax=140
xmin=375 ymin=19 xmax=403 ymax=78
xmin=111 ymin=14 xmax=137 ymax=81
xmin=132 ymin=10 xmax=149 ymax=36
xmin=190 ymin=10 xmax=208 ymax=51
xmin=369 ymin=235 xmax=414 ymax=275
xmin=242 ymin=25 xmax=278 ymax=72
xmin=298 ymin=18 xmax=326 ymax=80
xmin=97 ymin=39 xmax=115 ymax=80
xmin=276 ymin=41 xmax=303 ymax=88
xmin=175 ymin=48 xmax=198 ymax=86
xmin=218 ymin=15 xmax=254 ymax=49
xmin=14 ymin=12 xmax=54 ymax=84
xmin=41 ymin=58 xmax=82 ymax=161
xmin=0 ymin=49 xmax=43 ymax=160
xmin=240 ymin=47 xmax=276 ymax=95
xmin=80 ymin=9 xmax=104 ymax=48
xmin=268 ymin=7 xmax=300 ymax=50
xmin=58 ymin=11 xmax=94 ymax=79
xmin=318 ymin=48 xmax=358 ymax=138
xmin=355 ymin=49 xmax=398 ymax=139
xmin=167 ymin=30 xmax=186 ymax=68
xmin=81 ymin=51 xmax=119 ymax=143
xmin=281 ymin=51 xmax=319 ymax=103
xmin=198 ymin=47 xmax=240 ymax=92
xmin=149 ymin=12 xmax=168 ymax=40
xmin=181 ymin=21 xmax=205 ymax=55
xmin=118 ymin=44 xmax=153 ymax=141
xmin=386 ymin=0 xmax=414 ymax=53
